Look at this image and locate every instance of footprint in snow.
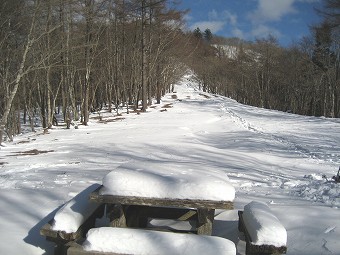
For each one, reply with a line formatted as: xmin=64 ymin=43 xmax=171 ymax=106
xmin=324 ymin=226 xmax=336 ymax=234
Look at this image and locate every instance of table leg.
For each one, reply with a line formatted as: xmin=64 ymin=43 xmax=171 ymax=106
xmin=109 ymin=204 xmax=127 ymax=228
xmin=197 ymin=208 xmax=215 ymax=235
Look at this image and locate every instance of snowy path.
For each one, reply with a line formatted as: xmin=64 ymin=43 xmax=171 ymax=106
xmin=0 ymin=75 xmax=339 ymax=255
xmin=219 ymin=98 xmax=340 ymax=164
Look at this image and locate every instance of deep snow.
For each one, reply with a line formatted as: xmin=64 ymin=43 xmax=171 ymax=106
xmin=0 ymin=74 xmax=339 ymax=255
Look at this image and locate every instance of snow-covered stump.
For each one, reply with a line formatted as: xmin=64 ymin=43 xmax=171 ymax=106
xmin=40 ymin=184 xmax=105 ymax=247
xmin=66 ymin=227 xmax=237 ymax=255
xmin=238 ymin=201 xmax=287 ymax=255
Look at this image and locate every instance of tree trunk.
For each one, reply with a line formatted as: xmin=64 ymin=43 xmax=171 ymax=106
xmin=82 ymin=0 xmax=94 ymax=125
xmin=141 ymin=0 xmax=148 ymax=112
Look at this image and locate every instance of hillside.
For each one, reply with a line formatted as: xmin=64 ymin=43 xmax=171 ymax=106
xmin=0 ymin=74 xmax=339 ymax=255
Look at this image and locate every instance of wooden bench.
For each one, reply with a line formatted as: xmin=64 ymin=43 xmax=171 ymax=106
xmin=65 ymin=227 xmax=237 ymax=255
xmin=40 ymin=205 xmax=104 ymax=243
xmin=40 ymin=184 xmax=105 ymax=254
xmin=238 ymin=201 xmax=287 ymax=255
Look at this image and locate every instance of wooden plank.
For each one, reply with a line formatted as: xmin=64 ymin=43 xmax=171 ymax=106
xmin=127 ymin=206 xmax=197 ymax=221
xmin=237 ymin=211 xmax=245 ymax=233
xmin=238 ymin=210 xmax=252 ymax=254
xmin=124 ymin=205 xmax=198 ymax=232
xmin=248 ymin=244 xmax=287 ymax=255
xmin=178 ymin=210 xmax=197 ymax=221
xmin=40 ymin=223 xmax=58 ymax=239
xmin=90 ymin=186 xmax=234 ymax=210
xmin=40 ymin=221 xmax=81 ymax=242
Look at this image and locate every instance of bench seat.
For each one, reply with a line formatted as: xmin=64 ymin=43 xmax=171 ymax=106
xmin=238 ymin=201 xmax=287 ymax=255
xmin=67 ymin=227 xmax=237 ymax=255
xmin=40 ymin=184 xmax=105 ymax=245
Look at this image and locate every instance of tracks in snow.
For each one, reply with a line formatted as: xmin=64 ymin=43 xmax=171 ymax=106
xmin=218 ymin=99 xmax=338 ymax=164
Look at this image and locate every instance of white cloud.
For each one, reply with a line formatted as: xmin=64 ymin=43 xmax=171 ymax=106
xmin=208 ymin=9 xmax=238 ymax=26
xmin=232 ymin=28 xmax=245 ymax=39
xmin=190 ymin=21 xmax=226 ymax=34
xmin=201 ymin=7 xmax=245 ymax=40
xmin=222 ymin=10 xmax=238 ymax=26
xmin=297 ymin=0 xmax=320 ymax=2
xmin=184 ymin=13 xmax=193 ymax=22
xmin=208 ymin=9 xmax=219 ymax=20
xmin=190 ymin=9 xmax=239 ymax=35
xmin=246 ymin=0 xmax=307 ymax=41
xmin=251 ymin=24 xmax=282 ymax=39
xmin=248 ymin=0 xmax=297 ymax=24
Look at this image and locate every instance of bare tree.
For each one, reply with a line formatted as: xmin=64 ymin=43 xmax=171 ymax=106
xmin=0 ymin=0 xmax=40 ymax=144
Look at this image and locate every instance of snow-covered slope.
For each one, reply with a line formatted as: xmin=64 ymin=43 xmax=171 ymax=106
xmin=0 ymin=74 xmax=339 ymax=255
xmin=213 ymin=44 xmax=239 ymax=59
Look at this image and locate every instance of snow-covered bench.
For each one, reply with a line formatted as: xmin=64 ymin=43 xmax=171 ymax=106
xmin=40 ymin=184 xmax=105 ymax=245
xmin=238 ymin=201 xmax=287 ymax=255
xmin=66 ymin=227 xmax=237 ymax=255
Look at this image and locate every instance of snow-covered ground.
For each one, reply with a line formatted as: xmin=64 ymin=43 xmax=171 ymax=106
xmin=0 ymin=74 xmax=339 ymax=255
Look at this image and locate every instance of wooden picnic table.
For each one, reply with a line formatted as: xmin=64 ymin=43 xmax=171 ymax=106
xmin=89 ymin=185 xmax=233 ymax=235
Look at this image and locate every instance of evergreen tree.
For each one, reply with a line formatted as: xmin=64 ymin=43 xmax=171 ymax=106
xmin=203 ymin=28 xmax=213 ymax=42
xmin=193 ymin=27 xmax=202 ymax=40
xmin=312 ymin=22 xmax=334 ymax=72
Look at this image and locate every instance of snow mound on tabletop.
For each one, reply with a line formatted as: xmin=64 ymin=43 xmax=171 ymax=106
xmin=242 ymin=201 xmax=287 ymax=247
xmin=83 ymin=227 xmax=236 ymax=255
xmin=52 ymin=183 xmax=101 ymax=233
xmin=100 ymin=161 xmax=235 ymax=202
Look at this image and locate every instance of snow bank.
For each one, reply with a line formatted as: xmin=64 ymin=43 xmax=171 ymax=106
xmin=295 ymin=174 xmax=340 ymax=207
xmin=52 ymin=183 xmax=101 ymax=233
xmin=100 ymin=161 xmax=235 ymax=202
xmin=242 ymin=201 xmax=287 ymax=247
xmin=83 ymin=227 xmax=236 ymax=255
xmin=282 ymin=174 xmax=340 ymax=207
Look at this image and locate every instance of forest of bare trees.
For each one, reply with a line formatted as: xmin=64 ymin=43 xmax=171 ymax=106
xmin=189 ymin=0 xmax=340 ymax=119
xmin=0 ymin=0 xmax=339 ymax=144
xmin=0 ymin=0 xmax=192 ymax=144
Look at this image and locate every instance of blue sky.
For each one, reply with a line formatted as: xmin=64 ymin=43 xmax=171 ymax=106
xmin=178 ymin=0 xmax=323 ymax=46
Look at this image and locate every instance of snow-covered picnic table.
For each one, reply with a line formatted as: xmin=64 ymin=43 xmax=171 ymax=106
xmin=90 ymin=161 xmax=235 ymax=235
